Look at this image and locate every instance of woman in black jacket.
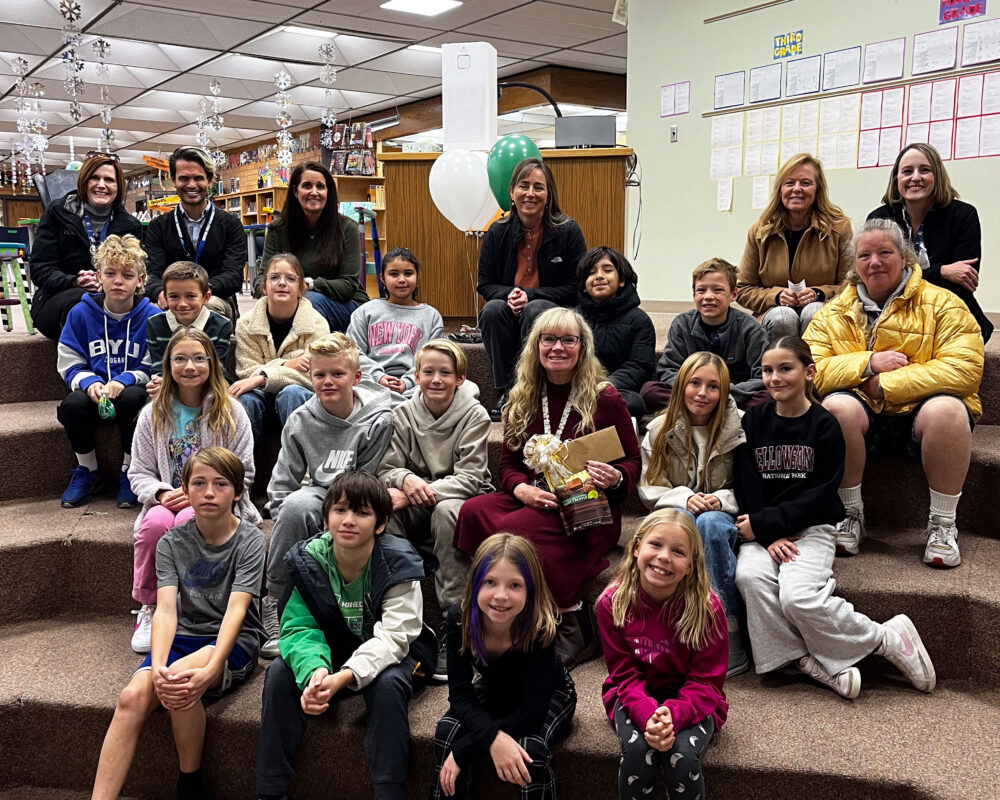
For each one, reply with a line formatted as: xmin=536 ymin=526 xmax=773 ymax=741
xmin=868 ymin=142 xmax=992 ymax=342
xmin=477 ymin=158 xmax=587 ymax=420
xmin=576 ymin=246 xmax=655 ymax=418
xmin=30 ymin=153 xmax=142 ymax=339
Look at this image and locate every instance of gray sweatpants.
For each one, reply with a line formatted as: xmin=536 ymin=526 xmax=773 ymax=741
xmin=385 ymin=500 xmax=469 ymax=610
xmin=735 ymin=525 xmax=884 ymax=675
xmin=266 ymin=485 xmax=327 ymax=598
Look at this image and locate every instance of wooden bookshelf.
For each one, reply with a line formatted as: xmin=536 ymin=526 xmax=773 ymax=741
xmin=335 ymin=175 xmax=386 ymax=269
xmin=214 ymin=187 xmax=287 ymax=227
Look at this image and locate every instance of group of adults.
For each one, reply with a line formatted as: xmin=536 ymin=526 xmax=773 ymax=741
xmin=30 ymin=147 xmax=368 ymax=340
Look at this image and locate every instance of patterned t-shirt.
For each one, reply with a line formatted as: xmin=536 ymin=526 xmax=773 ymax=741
xmin=168 ymin=400 xmax=201 ymax=487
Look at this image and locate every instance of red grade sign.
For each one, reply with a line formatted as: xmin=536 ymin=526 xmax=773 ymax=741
xmin=939 ymin=0 xmax=987 ymax=23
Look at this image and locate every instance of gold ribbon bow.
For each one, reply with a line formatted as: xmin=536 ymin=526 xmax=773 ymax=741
xmin=523 ymin=433 xmax=573 ymax=491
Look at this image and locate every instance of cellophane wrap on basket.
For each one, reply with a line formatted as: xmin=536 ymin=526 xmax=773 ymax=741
xmin=524 ymin=434 xmax=612 ymax=534
xmin=553 ymin=470 xmax=612 ymax=534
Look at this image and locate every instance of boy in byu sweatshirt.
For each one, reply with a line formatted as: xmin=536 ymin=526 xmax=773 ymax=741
xmin=378 ymin=340 xmax=492 ymax=677
xmin=261 ymin=333 xmax=393 ymax=657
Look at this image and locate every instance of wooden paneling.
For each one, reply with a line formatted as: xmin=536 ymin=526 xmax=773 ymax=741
xmin=4 ymin=198 xmax=42 ymax=226
xmin=381 ymin=148 xmax=632 ymax=317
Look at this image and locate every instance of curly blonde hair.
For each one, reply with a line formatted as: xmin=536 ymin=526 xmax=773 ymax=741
xmin=605 ymin=509 xmax=721 ymax=649
xmin=504 ymin=307 xmax=609 ymax=451
xmin=756 ymin=153 xmax=846 ymax=239
xmin=92 ymin=234 xmax=148 ymax=283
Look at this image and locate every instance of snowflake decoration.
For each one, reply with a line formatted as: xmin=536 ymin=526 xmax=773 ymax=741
xmin=16 ymin=118 xmax=31 ymax=134
xmin=101 ymin=129 xmax=115 ymax=146
xmin=33 ymin=134 xmax=48 ymax=152
xmin=198 ymin=97 xmax=209 ymax=114
xmin=195 ymin=129 xmax=210 ymax=146
xmin=32 ymin=118 xmax=48 ymax=133
xmin=62 ymin=25 xmax=82 ymax=47
xmin=321 ymin=110 xmax=337 ymax=127
xmin=209 ymin=79 xmax=221 ymax=96
xmin=92 ymin=39 xmax=111 ymax=60
xmin=209 ymin=98 xmax=222 ymax=114
xmin=275 ymin=90 xmax=291 ymax=107
xmin=275 ymin=110 xmax=291 ymax=127
xmin=62 ymin=53 xmax=85 ymax=73
xmin=320 ymin=129 xmax=334 ymax=149
xmin=95 ymin=63 xmax=110 ymax=81
xmin=69 ymin=101 xmax=83 ymax=121
xmin=276 ymin=130 xmax=293 ymax=146
xmin=318 ymin=42 xmax=337 ymax=63
xmin=212 ymin=149 xmax=227 ymax=171
xmin=276 ymin=149 xmax=293 ymax=167
xmin=320 ymin=64 xmax=337 ymax=85
xmin=273 ymin=71 xmax=292 ymax=90
xmin=100 ymin=107 xmax=112 ymax=125
xmin=59 ymin=0 xmax=82 ymax=22
xmin=14 ymin=134 xmax=34 ymax=155
xmin=63 ymin=76 xmax=85 ymax=96
xmin=29 ymin=83 xmax=45 ymax=98
xmin=100 ymin=86 xmax=111 ymax=103
xmin=13 ymin=98 xmax=31 ymax=113
xmin=207 ymin=114 xmax=224 ymax=131
xmin=12 ymin=57 xmax=29 ymax=76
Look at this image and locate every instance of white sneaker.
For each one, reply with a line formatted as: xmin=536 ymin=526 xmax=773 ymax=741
xmin=261 ymin=595 xmax=280 ymax=659
xmin=880 ymin=614 xmax=936 ymax=693
xmin=797 ymin=655 xmax=861 ymax=699
xmin=923 ymin=516 xmax=961 ymax=568
xmin=130 ymin=604 xmax=154 ymax=653
xmin=834 ymin=509 xmax=865 ymax=556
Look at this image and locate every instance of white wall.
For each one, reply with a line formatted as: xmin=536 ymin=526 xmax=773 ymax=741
xmin=626 ymin=0 xmax=1000 ymax=317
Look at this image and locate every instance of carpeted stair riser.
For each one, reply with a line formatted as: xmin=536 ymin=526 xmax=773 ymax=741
xmin=3 ymin=616 xmax=995 ymax=800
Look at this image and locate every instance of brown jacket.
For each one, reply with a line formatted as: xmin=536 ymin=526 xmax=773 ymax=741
xmin=737 ymin=215 xmax=853 ymax=318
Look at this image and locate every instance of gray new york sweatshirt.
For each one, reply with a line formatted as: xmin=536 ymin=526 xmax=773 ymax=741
xmin=267 ymin=381 xmax=393 ymax=516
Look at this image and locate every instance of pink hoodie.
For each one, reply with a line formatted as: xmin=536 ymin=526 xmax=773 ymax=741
xmin=596 ymin=587 xmax=729 ymax=733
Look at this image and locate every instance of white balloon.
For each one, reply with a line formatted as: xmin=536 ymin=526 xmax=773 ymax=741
xmin=428 ymin=149 xmax=495 ymax=232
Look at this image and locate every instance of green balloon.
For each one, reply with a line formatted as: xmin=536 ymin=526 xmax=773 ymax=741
xmin=487 ymin=135 xmax=542 ymax=212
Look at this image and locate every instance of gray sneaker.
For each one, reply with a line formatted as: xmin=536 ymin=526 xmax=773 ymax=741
xmin=923 ymin=516 xmax=961 ymax=568
xmin=834 ymin=509 xmax=865 ymax=556
xmin=797 ymin=655 xmax=861 ymax=699
xmin=261 ymin=595 xmax=280 ymax=659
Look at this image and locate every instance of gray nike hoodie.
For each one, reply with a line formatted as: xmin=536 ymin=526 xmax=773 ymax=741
xmin=267 ymin=380 xmax=393 ymax=516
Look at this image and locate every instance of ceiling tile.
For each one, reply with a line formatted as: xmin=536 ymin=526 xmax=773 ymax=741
xmin=459 ymin=2 xmax=621 ymax=49
xmin=92 ymin=6 xmax=271 ymax=51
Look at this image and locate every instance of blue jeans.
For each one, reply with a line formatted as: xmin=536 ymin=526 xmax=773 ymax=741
xmin=305 ymin=290 xmax=361 ymax=333
xmin=683 ymin=509 xmax=742 ymax=621
xmin=238 ymin=385 xmax=312 ymax=441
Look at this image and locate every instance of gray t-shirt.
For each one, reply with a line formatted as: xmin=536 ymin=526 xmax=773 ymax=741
xmin=155 ymin=518 xmax=266 ymax=660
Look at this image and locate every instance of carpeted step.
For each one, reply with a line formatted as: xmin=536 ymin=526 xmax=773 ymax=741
xmin=1 ymin=614 xmax=996 ymax=800
xmin=0 ymin=334 xmax=66 ymax=405
xmin=3 ymin=498 xmax=998 ymax=688
xmin=0 ymin=790 xmax=141 ymax=800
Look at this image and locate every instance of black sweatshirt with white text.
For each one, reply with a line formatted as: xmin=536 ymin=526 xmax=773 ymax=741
xmin=734 ymin=401 xmax=845 ymax=546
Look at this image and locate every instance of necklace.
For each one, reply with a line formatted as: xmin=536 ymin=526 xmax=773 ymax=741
xmin=541 ymin=384 xmax=574 ymax=440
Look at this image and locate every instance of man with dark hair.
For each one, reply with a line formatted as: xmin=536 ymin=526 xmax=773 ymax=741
xmin=144 ymin=146 xmax=246 ymax=318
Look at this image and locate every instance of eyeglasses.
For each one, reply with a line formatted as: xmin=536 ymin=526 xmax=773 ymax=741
xmin=268 ymin=273 xmax=300 ymax=284
xmin=171 ymin=355 xmax=211 ymax=366
xmin=85 ymin=150 xmax=120 ymax=162
xmin=539 ymin=334 xmax=581 ymax=348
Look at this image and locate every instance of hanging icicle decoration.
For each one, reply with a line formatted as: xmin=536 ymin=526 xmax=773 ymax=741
xmin=318 ymin=42 xmax=338 ymax=149
xmin=273 ymin=70 xmax=294 ymax=172
xmin=92 ymin=38 xmax=115 ymax=149
xmin=60 ymin=0 xmax=86 ymax=125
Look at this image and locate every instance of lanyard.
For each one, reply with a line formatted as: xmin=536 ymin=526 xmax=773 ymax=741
xmin=541 ymin=386 xmax=575 ymax=440
xmin=174 ymin=204 xmax=215 ymax=264
xmin=83 ymin=211 xmax=112 ymax=254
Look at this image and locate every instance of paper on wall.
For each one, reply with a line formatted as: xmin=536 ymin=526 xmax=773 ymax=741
xmin=878 ymin=126 xmax=902 ymax=166
xmin=905 ymin=122 xmax=930 ymax=146
xmin=746 ymin=109 xmax=764 ymax=143
xmin=799 ymin=101 xmax=819 ymax=137
xmin=763 ymin=107 xmax=782 ymax=140
xmin=908 ymin=83 xmax=932 ymax=124
xmin=761 ymin=141 xmax=781 ymax=173
xmin=780 ymin=138 xmax=798 ymax=163
xmin=961 ymin=18 xmax=1000 ymax=67
xmin=955 ymin=116 xmax=981 ymax=159
xmin=931 ymin=79 xmax=956 ymax=121
xmin=716 ymin=179 xmax=733 ymax=212
xmin=744 ymin=142 xmax=762 ymax=175
xmin=818 ymin=134 xmax=838 ymax=169
xmin=864 ymin=38 xmax=905 ymax=83
xmin=714 ymin=71 xmax=745 ymax=110
xmin=957 ymin=74 xmax=984 ymax=118
xmin=929 ymin=119 xmax=954 ymax=159
xmin=751 ymin=175 xmax=770 ymax=209
xmin=836 ymin=132 xmax=857 ymax=168
xmin=912 ymin=27 xmax=958 ymax=76
xmin=840 ymin=94 xmax=861 ymax=128
xmin=820 ymin=98 xmax=841 ymax=134
xmin=782 ymin=104 xmax=800 ymax=138
xmin=860 ymin=92 xmax=883 ymax=129
xmin=786 ymin=55 xmax=821 ymax=96
xmin=881 ymin=88 xmax=904 ymax=128
xmin=750 ymin=63 xmax=782 ymax=103
xmin=858 ymin=129 xmax=880 ymax=167
xmin=983 ymin=72 xmax=1000 ymax=115
xmin=980 ymin=113 xmax=1000 ymax=156
xmin=822 ymin=46 xmax=861 ymax=91
xmin=676 ymin=82 xmax=690 ymax=114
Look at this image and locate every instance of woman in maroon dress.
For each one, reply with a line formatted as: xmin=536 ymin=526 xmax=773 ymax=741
xmin=454 ymin=307 xmax=641 ymax=667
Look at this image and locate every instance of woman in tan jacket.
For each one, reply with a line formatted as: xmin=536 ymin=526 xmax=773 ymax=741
xmin=228 ymin=252 xmax=329 ymax=440
xmin=738 ymin=154 xmax=852 ymax=338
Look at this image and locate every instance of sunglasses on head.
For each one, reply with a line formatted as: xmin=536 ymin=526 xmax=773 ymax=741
xmin=85 ymin=150 xmax=120 ymax=162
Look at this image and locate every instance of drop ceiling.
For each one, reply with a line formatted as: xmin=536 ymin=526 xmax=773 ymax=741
xmin=0 ymin=0 xmax=626 ymax=171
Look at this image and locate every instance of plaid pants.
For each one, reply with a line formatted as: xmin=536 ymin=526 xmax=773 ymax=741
xmin=429 ymin=671 xmax=577 ymax=800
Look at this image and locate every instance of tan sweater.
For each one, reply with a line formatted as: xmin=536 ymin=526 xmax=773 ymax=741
xmin=234 ymin=296 xmax=329 ymax=392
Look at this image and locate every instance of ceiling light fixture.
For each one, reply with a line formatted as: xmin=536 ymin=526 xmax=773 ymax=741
xmin=283 ymin=25 xmax=329 ymax=36
xmin=380 ymin=0 xmax=462 ymax=17
xmin=368 ymin=113 xmax=401 ymax=132
xmin=407 ymin=44 xmax=443 ymax=53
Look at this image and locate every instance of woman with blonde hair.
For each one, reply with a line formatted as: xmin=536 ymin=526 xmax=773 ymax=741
xmin=453 ymin=307 xmax=640 ymax=667
xmin=737 ymin=153 xmax=853 ymax=337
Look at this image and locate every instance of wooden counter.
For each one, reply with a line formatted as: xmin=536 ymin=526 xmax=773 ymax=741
xmin=379 ymin=148 xmax=633 ymax=317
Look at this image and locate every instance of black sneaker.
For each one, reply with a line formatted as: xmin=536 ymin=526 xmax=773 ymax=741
xmin=432 ymin=622 xmax=449 ymax=682
xmin=489 ymin=390 xmax=508 ymax=423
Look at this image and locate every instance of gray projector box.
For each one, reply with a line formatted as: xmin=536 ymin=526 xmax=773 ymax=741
xmin=554 ymin=115 xmax=616 ymax=148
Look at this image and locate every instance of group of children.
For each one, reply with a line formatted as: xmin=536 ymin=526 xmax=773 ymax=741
xmin=57 ymin=235 xmax=941 ymax=800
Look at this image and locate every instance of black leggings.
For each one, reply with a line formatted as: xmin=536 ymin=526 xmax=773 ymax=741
xmin=32 ymin=288 xmax=87 ymax=341
xmin=613 ymin=703 xmax=715 ymax=800
xmin=56 ymin=385 xmax=147 ymax=455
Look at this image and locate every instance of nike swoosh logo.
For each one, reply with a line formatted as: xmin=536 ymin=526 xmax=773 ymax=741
xmin=898 ymin=633 xmax=914 ymax=656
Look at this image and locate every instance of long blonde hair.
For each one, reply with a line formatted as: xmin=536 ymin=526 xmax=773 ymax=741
xmin=644 ymin=353 xmax=730 ymax=490
xmin=504 ymin=307 xmax=609 ymax=450
xmin=607 ymin=509 xmax=720 ymax=649
xmin=151 ymin=328 xmax=235 ymax=443
xmin=756 ymin=153 xmax=846 ymax=239
xmin=461 ymin=533 xmax=559 ymax=664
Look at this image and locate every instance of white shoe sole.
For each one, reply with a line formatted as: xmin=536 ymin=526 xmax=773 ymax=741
xmin=885 ymin=615 xmax=936 ymax=693
xmin=922 ymin=548 xmax=961 ymax=568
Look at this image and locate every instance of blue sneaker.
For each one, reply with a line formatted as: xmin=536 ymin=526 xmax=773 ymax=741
xmin=61 ymin=465 xmax=102 ymax=508
xmin=117 ymin=470 xmax=139 ymax=509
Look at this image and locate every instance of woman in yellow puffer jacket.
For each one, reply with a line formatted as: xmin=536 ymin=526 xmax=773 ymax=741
xmin=804 ymin=217 xmax=983 ymax=570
